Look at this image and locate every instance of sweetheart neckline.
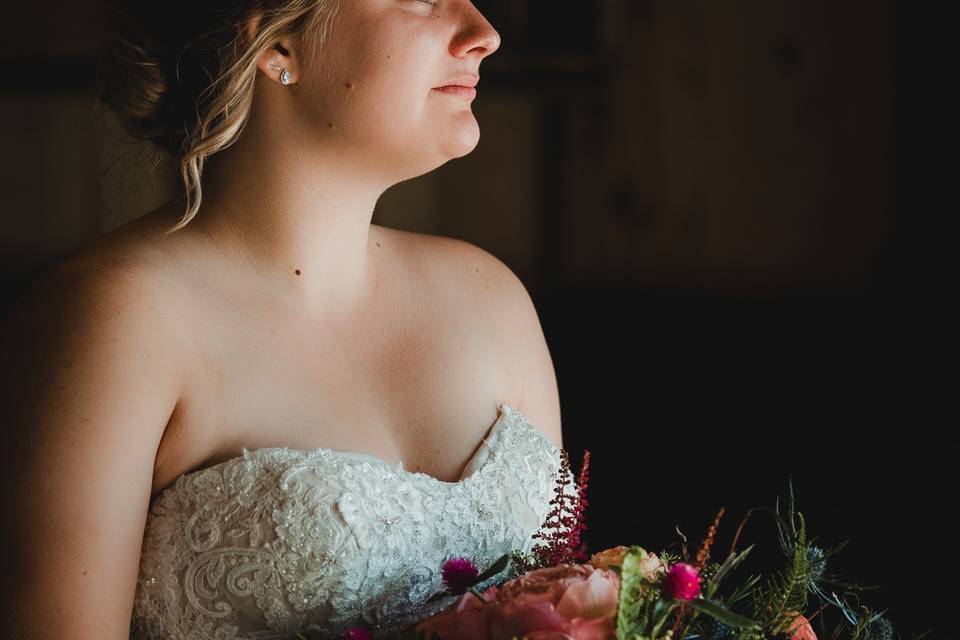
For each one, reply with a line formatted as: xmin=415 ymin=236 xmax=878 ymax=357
xmin=152 ymin=402 xmax=540 ymax=502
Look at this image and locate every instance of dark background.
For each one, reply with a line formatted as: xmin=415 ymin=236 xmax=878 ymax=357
xmin=1 ymin=1 xmax=948 ymax=638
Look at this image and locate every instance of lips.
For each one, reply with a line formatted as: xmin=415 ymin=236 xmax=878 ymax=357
xmin=432 ymin=85 xmax=478 ymax=99
xmin=435 ymin=74 xmax=479 ymax=88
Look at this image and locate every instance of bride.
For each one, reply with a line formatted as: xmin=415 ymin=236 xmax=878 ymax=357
xmin=0 ymin=1 xmax=572 ymax=638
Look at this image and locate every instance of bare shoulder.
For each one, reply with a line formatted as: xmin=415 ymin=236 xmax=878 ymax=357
xmin=5 ymin=245 xmax=182 ymax=328
xmin=394 ymin=229 xmax=563 ymax=450
xmin=14 ymin=197 xmax=201 ymax=320
xmin=1 ymin=250 xmax=189 ymax=394
xmin=394 ymin=230 xmax=519 ymax=293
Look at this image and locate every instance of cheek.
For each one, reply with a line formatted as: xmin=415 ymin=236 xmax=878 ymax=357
xmin=295 ymin=12 xmax=468 ymax=154
xmin=331 ymin=33 xmax=431 ymax=105
xmin=359 ymin=30 xmax=438 ymax=105
xmin=346 ymin=48 xmax=439 ymax=137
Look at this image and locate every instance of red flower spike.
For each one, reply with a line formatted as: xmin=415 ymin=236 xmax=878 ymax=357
xmin=695 ymin=507 xmax=725 ymax=572
xmin=568 ymin=450 xmax=591 ymax=563
xmin=529 ymin=449 xmax=592 ymax=568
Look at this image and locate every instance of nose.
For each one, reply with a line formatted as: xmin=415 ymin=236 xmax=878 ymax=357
xmin=449 ymin=3 xmax=501 ymax=60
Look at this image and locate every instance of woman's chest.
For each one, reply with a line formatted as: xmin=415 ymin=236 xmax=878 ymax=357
xmin=151 ymin=277 xmax=518 ymax=497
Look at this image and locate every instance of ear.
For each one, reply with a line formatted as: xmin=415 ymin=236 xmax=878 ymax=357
xmin=242 ymin=10 xmax=300 ymax=86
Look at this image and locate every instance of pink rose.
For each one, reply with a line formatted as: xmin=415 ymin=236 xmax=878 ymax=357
xmin=414 ymin=585 xmax=498 ymax=640
xmin=587 ymin=546 xmax=628 ymax=570
xmin=415 ymin=564 xmax=619 ymax=640
xmin=588 ymin=546 xmax=666 ymax=583
xmin=488 ymin=563 xmax=619 ymax=640
xmin=637 ymin=551 xmax=668 ymax=581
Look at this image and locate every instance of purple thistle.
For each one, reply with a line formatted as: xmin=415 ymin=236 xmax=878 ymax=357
xmin=339 ymin=626 xmax=374 ymax=640
xmin=441 ymin=556 xmax=479 ymax=594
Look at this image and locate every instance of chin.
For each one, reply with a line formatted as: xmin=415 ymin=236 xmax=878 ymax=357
xmin=393 ymin=131 xmax=480 ymax=178
xmin=442 ymin=127 xmax=481 ymax=158
xmin=447 ymin=141 xmax=479 ymax=159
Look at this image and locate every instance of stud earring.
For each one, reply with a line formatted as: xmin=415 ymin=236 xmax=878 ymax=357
xmin=268 ymin=63 xmax=292 ymax=85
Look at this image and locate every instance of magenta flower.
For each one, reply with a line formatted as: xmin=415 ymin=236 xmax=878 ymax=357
xmin=339 ymin=627 xmax=374 ymax=640
xmin=661 ymin=562 xmax=702 ymax=601
xmin=442 ymin=556 xmax=479 ymax=594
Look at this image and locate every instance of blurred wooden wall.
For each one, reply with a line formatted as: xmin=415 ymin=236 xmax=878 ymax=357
xmin=1 ymin=0 xmax=892 ymax=306
xmin=580 ymin=0 xmax=893 ymax=293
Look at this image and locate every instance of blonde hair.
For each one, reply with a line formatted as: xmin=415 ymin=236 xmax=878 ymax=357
xmin=95 ymin=1 xmax=343 ymax=233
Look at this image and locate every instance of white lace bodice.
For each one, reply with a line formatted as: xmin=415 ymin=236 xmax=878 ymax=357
xmin=130 ymin=402 xmax=573 ymax=640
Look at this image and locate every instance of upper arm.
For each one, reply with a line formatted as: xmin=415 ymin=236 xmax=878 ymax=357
xmin=0 ymin=260 xmax=183 ymax=638
xmin=443 ymin=238 xmax=563 ymax=451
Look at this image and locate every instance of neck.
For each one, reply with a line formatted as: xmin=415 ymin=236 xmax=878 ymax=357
xmin=175 ymin=110 xmax=391 ymax=316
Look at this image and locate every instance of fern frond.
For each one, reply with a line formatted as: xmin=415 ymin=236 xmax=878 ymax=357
xmin=763 ymin=511 xmax=812 ymax=634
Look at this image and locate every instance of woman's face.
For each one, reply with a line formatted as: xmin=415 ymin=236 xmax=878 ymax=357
xmin=291 ymin=0 xmax=501 ymax=180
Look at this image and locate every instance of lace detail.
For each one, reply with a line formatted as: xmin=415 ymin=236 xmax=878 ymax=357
xmin=130 ymin=402 xmax=575 ymax=640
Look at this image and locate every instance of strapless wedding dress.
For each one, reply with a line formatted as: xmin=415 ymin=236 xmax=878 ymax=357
xmin=129 ymin=402 xmax=574 ymax=640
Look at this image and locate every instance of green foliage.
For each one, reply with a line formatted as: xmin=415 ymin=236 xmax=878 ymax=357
xmin=710 ymin=543 xmax=755 ymax=589
xmin=757 ymin=510 xmax=812 ymax=633
xmin=509 ymin=548 xmax=539 ymax=575
xmin=731 ymin=625 xmax=765 ymax=640
xmin=474 ymin=553 xmax=511 ymax=583
xmin=615 ymin=546 xmax=673 ymax=639
xmin=723 ymin=573 xmax=763 ymax=609
xmin=685 ymin=598 xmax=758 ymax=630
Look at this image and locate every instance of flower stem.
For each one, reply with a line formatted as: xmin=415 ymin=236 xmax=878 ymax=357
xmin=468 ymin=586 xmax=486 ymax=603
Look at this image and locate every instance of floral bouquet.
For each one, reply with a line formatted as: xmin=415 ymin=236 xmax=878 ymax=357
xmin=311 ymin=449 xmax=925 ymax=640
